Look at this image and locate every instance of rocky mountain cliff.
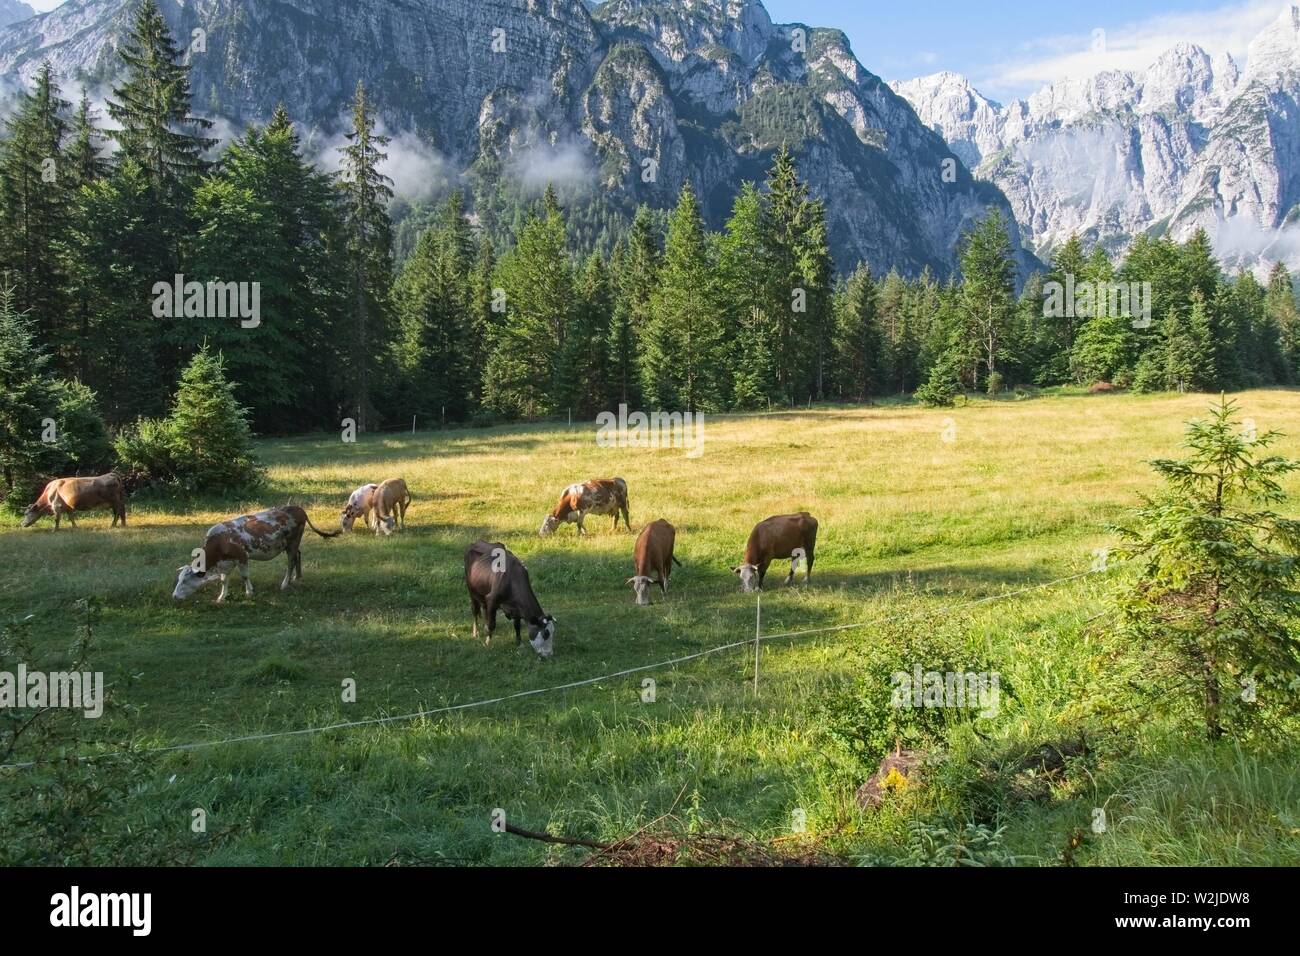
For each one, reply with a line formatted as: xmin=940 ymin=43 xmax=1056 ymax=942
xmin=893 ymin=5 xmax=1300 ymax=269
xmin=0 ymin=0 xmax=1032 ymax=278
xmin=0 ymin=1 xmax=32 ymax=29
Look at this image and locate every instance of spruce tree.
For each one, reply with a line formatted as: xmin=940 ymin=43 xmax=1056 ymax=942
xmin=832 ymin=264 xmax=884 ymax=401
xmin=165 ymin=345 xmax=262 ymax=493
xmin=483 ymin=201 xmax=571 ymax=418
xmin=957 ymin=208 xmax=1015 ymax=388
xmin=640 ymin=182 xmax=723 ymax=412
xmin=0 ymin=282 xmax=54 ymax=495
xmin=0 ymin=62 xmax=70 ymax=354
xmin=336 ymin=81 xmax=395 ymax=431
xmin=1116 ymin=398 xmax=1300 ymax=740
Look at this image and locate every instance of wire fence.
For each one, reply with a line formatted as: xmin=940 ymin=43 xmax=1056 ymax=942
xmin=0 ymin=563 xmax=1118 ymax=772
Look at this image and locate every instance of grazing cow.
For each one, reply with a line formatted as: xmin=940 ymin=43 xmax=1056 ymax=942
xmin=627 ymin=519 xmax=681 ymax=606
xmin=464 ymin=540 xmax=556 ymax=657
xmin=732 ymin=512 xmax=818 ymax=593
xmin=22 ymin=474 xmax=127 ymax=530
xmin=539 ymin=477 xmax=629 ymax=536
xmin=340 ymin=483 xmax=379 ymax=532
xmin=373 ymin=478 xmax=412 ymax=535
xmin=172 ymin=506 xmax=340 ymax=602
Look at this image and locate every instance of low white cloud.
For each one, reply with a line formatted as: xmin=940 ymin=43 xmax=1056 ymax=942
xmin=977 ymin=0 xmax=1284 ymax=99
xmin=505 ymin=138 xmax=594 ymax=195
xmin=1212 ymin=214 xmax=1300 ymax=272
xmin=309 ymin=117 xmax=456 ymax=202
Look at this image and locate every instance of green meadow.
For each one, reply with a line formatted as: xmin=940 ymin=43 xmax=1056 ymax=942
xmin=3 ymin=389 xmax=1299 ymax=865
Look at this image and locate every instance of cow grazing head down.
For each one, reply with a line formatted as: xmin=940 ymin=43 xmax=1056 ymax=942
xmin=528 ymin=616 xmax=557 ymax=658
xmin=20 ymin=502 xmax=48 ymax=528
xmin=339 ymin=506 xmax=360 ymax=532
xmin=538 ymin=515 xmax=561 ymax=537
xmin=172 ymin=565 xmax=215 ymax=600
xmin=733 ymin=564 xmax=761 ymax=593
xmin=627 ymin=575 xmax=654 ymax=606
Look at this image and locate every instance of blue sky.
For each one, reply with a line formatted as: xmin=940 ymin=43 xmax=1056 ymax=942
xmin=23 ymin=0 xmax=1295 ymax=102
xmin=764 ymin=0 xmax=1289 ymax=100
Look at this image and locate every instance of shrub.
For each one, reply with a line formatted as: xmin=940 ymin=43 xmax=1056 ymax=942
xmin=113 ymin=346 xmax=263 ymax=494
xmin=817 ymin=614 xmax=1002 ymax=765
xmin=36 ymin=379 xmax=114 ymax=477
xmin=985 ymin=371 xmax=1004 ymax=396
xmin=1114 ymin=397 xmax=1300 ymax=740
xmin=915 ymin=353 xmax=962 ymax=408
xmin=112 ymin=416 xmax=178 ymax=485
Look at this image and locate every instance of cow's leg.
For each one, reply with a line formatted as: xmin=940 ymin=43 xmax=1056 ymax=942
xmin=470 ymin=595 xmax=483 ymax=641
xmin=216 ymin=573 xmax=230 ymax=603
xmin=513 ymin=617 xmax=523 ymax=647
xmin=804 ymin=546 xmax=814 ymax=583
xmin=119 ymin=501 xmax=127 ymax=527
xmin=281 ymin=553 xmax=295 ymax=590
xmin=66 ymin=511 xmax=77 ymax=528
xmin=484 ymin=598 xmax=499 ymax=645
xmin=295 ymin=548 xmax=303 ymax=581
xmin=241 ymin=562 xmax=254 ymax=597
xmin=576 ymin=513 xmax=586 ymax=535
xmin=757 ymin=560 xmax=771 ymax=590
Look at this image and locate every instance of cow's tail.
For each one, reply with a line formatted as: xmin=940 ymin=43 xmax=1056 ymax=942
xmin=305 ymin=514 xmax=342 ymax=539
xmin=672 ymin=555 xmax=683 ymax=568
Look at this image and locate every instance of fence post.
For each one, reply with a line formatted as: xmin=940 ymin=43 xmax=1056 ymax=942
xmin=411 ymin=415 xmax=416 ymax=435
xmin=753 ymin=592 xmax=761 ymax=696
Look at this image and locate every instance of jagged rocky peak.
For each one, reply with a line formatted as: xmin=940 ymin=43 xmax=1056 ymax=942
xmin=0 ymin=0 xmax=33 ymax=30
xmin=0 ymin=0 xmax=1031 ymax=279
xmin=1247 ymin=3 xmax=1300 ymax=83
xmin=596 ymin=0 xmax=776 ymax=65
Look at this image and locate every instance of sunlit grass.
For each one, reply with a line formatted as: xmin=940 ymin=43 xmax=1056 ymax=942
xmin=2 ymin=389 xmax=1298 ymax=864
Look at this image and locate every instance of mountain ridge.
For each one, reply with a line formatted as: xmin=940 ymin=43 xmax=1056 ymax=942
xmin=892 ymin=4 xmax=1300 ymax=268
xmin=0 ymin=0 xmax=1035 ymax=279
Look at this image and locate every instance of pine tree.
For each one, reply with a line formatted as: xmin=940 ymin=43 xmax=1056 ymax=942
xmin=336 ymin=81 xmax=395 ymax=431
xmin=107 ymin=0 xmax=215 ymax=195
xmin=957 ymin=208 xmax=1015 ymax=387
xmin=558 ymin=252 xmax=612 ymax=417
xmin=761 ymin=146 xmax=832 ymax=403
xmin=608 ymin=205 xmax=659 ymax=406
xmin=831 ymin=264 xmax=884 ymax=401
xmin=164 ymin=345 xmax=262 ymax=493
xmin=0 ymin=62 xmax=70 ymax=355
xmin=483 ymin=202 xmax=572 ymax=418
xmin=1265 ymin=262 xmax=1299 ymax=382
xmin=1116 ymin=397 xmax=1300 ymax=740
xmin=0 ymin=282 xmax=54 ymax=495
xmin=640 ymin=183 xmax=724 ymax=411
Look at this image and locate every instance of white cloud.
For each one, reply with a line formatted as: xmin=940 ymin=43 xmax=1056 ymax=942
xmin=976 ymin=0 xmax=1285 ymax=98
xmin=309 ymin=117 xmax=456 ymax=202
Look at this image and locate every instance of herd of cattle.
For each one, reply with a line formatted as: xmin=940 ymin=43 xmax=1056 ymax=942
xmin=17 ymin=474 xmax=819 ymax=658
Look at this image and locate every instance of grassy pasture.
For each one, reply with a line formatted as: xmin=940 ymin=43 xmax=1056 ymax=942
xmin=2 ymin=389 xmax=1299 ymax=865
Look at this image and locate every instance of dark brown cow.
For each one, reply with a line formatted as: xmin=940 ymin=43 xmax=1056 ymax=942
xmin=732 ymin=512 xmax=818 ymax=592
xmin=539 ymin=477 xmax=629 ymax=536
xmin=627 ymin=519 xmax=681 ymax=605
xmin=21 ymin=474 xmax=127 ymax=529
xmin=464 ymin=541 xmax=555 ymax=657
xmin=172 ymin=506 xmax=340 ymax=602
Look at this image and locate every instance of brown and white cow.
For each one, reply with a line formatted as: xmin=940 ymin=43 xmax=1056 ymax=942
xmin=627 ymin=519 xmax=681 ymax=606
xmin=373 ymin=478 xmax=412 ymax=535
xmin=172 ymin=506 xmax=340 ymax=602
xmin=22 ymin=474 xmax=127 ymax=530
xmin=732 ymin=512 xmax=818 ymax=593
xmin=539 ymin=477 xmax=629 ymax=536
xmin=340 ymin=483 xmax=379 ymax=532
xmin=464 ymin=540 xmax=556 ymax=657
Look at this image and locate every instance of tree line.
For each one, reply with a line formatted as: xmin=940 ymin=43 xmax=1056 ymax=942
xmin=2 ymin=0 xmax=1299 ymax=498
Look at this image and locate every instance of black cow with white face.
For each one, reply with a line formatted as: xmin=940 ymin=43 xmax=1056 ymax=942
xmin=464 ymin=541 xmax=556 ymax=657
